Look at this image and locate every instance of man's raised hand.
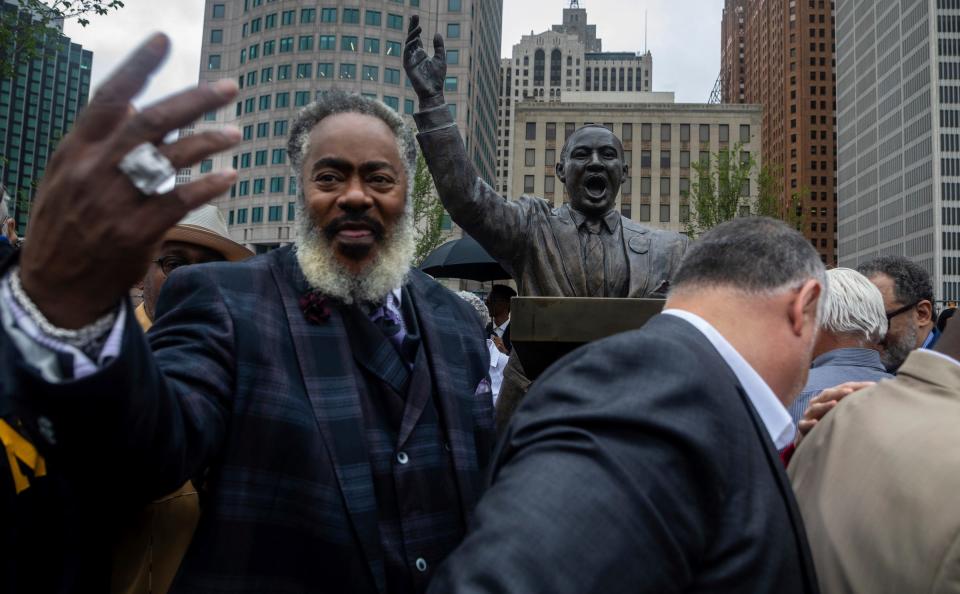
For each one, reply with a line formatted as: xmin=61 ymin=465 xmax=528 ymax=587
xmin=403 ymin=15 xmax=446 ymax=110
xmin=18 ymin=33 xmax=240 ymax=329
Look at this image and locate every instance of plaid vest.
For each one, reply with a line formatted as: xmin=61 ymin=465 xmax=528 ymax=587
xmin=341 ymin=292 xmax=465 ymax=594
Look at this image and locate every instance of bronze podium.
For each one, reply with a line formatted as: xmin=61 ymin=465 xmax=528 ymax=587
xmin=509 ymin=297 xmax=665 ymax=380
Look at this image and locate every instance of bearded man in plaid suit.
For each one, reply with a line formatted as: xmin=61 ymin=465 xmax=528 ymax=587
xmin=0 ymin=37 xmax=494 ymax=594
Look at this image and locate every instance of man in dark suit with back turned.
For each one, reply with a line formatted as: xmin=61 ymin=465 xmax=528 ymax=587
xmin=0 ymin=37 xmax=494 ymax=593
xmin=428 ymin=216 xmax=824 ymax=594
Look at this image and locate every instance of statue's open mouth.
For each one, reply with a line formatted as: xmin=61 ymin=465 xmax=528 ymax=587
xmin=585 ymin=175 xmax=607 ymax=199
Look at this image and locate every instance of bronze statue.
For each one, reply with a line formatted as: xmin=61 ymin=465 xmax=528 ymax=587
xmin=404 ymin=17 xmax=690 ymax=422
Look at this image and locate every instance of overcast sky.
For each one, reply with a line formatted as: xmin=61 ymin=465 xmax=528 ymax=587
xmin=64 ymin=0 xmax=725 ymax=107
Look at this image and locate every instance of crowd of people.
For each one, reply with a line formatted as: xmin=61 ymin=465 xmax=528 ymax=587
xmin=2 ymin=24 xmax=960 ymax=594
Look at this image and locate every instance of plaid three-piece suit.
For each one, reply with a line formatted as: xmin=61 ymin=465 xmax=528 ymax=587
xmin=3 ymin=246 xmax=495 ymax=593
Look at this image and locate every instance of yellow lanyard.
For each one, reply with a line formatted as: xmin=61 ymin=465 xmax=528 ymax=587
xmin=0 ymin=419 xmax=47 ymax=494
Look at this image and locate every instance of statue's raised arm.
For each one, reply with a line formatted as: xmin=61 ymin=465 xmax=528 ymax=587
xmin=403 ymin=16 xmax=531 ymax=274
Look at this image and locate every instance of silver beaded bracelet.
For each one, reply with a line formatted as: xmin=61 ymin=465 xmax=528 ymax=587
xmin=8 ymin=266 xmax=118 ymax=349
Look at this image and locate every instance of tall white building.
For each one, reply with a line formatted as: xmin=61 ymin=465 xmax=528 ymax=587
xmin=836 ymin=0 xmax=960 ymax=301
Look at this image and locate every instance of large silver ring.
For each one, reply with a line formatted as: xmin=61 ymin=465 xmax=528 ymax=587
xmin=118 ymin=142 xmax=176 ymax=195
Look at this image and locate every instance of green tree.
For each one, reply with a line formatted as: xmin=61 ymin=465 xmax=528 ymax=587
xmin=0 ymin=0 xmax=124 ymax=78
xmin=411 ymin=153 xmax=448 ymax=265
xmin=684 ymin=143 xmax=803 ymax=237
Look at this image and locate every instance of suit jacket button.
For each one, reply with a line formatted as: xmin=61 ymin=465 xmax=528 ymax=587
xmin=415 ymin=558 xmax=428 ymax=572
xmin=396 ymin=451 xmax=409 ymax=465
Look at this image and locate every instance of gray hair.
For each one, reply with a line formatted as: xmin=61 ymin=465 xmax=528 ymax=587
xmin=286 ymin=90 xmax=418 ymax=208
xmin=856 ymin=255 xmax=934 ymax=308
xmin=820 ymin=268 xmax=888 ymax=344
xmin=671 ymin=217 xmax=828 ymax=313
xmin=456 ymin=290 xmax=491 ymax=328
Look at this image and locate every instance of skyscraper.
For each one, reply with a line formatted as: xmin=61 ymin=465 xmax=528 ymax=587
xmin=0 ymin=0 xmax=92 ymax=234
xmin=720 ymin=0 xmax=838 ymax=266
xmin=192 ymin=0 xmax=502 ymax=253
xmin=835 ymin=0 xmax=960 ymax=302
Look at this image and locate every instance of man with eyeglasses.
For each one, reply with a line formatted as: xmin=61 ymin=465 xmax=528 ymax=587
xmin=857 ymin=256 xmax=938 ymax=373
xmin=135 ymin=204 xmax=252 ymax=332
xmin=117 ymin=204 xmax=251 ymax=594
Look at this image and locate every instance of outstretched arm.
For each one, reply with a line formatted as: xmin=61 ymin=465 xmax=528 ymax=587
xmin=404 ymin=16 xmax=532 ymax=266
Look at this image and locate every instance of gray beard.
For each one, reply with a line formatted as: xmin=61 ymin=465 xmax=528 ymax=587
xmin=294 ymin=204 xmax=416 ymax=305
xmin=880 ymin=324 xmax=918 ymax=372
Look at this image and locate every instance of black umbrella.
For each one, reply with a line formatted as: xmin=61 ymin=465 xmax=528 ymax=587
xmin=419 ymin=234 xmax=510 ymax=281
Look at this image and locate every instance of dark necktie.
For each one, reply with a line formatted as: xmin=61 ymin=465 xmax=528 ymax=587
xmin=583 ymin=221 xmax=605 ymax=297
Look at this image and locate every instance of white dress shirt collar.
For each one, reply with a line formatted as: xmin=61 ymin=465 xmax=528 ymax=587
xmin=662 ymin=309 xmax=796 ymax=449
xmin=494 ymin=317 xmax=509 ymax=337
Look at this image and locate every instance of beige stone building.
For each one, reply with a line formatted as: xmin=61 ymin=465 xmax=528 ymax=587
xmin=510 ymin=97 xmax=762 ymax=234
xmin=187 ymin=0 xmax=502 ymax=253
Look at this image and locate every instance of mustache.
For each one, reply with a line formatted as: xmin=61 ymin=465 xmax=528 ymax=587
xmin=322 ymin=213 xmax=386 ymax=241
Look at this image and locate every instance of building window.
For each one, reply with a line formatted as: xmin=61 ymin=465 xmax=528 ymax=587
xmin=318 ymin=62 xmax=333 ymax=78
xmin=640 ymin=177 xmax=651 ymax=195
xmin=210 ymin=29 xmax=223 ymax=44
xmin=526 ymin=122 xmax=537 ymax=140
xmin=207 ymin=54 xmax=222 ymax=70
xmin=680 ymin=151 xmax=690 ymax=168
xmin=740 ymin=124 xmax=750 ymax=142
xmin=301 ymin=8 xmax=315 ymax=23
xmin=255 ymin=150 xmax=267 ymax=166
xmin=641 ymin=123 xmax=652 ymax=142
xmin=364 ymin=37 xmax=380 ymax=53
xmin=444 ymin=76 xmax=458 ymax=92
xmin=212 ymin=4 xmax=225 ymax=18
xmin=362 ymin=65 xmax=379 ymax=81
xmin=639 ymin=203 xmax=650 ymax=221
xmin=341 ymin=36 xmax=358 ymax=51
xmin=404 ymin=98 xmax=415 ymax=114
xmin=288 ymin=202 xmax=297 ymax=220
xmin=640 ymin=150 xmax=651 ymax=168
xmin=659 ymin=203 xmax=670 ymax=222
xmin=296 ymin=63 xmax=312 ymax=78
xmin=386 ymin=40 xmax=402 ymax=57
xmin=263 ymin=40 xmax=275 ymax=55
xmin=387 ymin=13 xmax=403 ymax=30
xmin=523 ymin=175 xmax=535 ymax=193
xmin=525 ymin=149 xmax=536 ymax=167
xmin=660 ymin=177 xmax=670 ymax=196
xmin=660 ymin=151 xmax=670 ymax=169
xmin=250 ymin=18 xmax=261 ymax=33
xmin=269 ymin=205 xmax=283 ymax=220
xmin=448 ymin=0 xmax=461 ymax=11
xmin=261 ymin=66 xmax=273 ymax=82
xmin=661 ymin=124 xmax=671 ymax=142
xmin=279 ymin=37 xmax=293 ymax=53
xmin=679 ymin=124 xmax=690 ymax=142
xmin=281 ymin=9 xmax=294 ymax=25
xmin=343 ymin=8 xmax=360 ymax=23
xmin=295 ymin=90 xmax=311 ymax=106
xmin=385 ymin=67 xmax=400 ymax=84
xmin=719 ymin=124 xmax=729 ymax=143
xmin=621 ymin=123 xmax=632 ymax=141
xmin=259 ymin=94 xmax=271 ymax=110
xmin=321 ymin=7 xmax=336 ymax=22
xmin=319 ymin=35 xmax=336 ymax=50
xmin=565 ymin=122 xmax=576 ymax=140
xmin=365 ymin=10 xmax=381 ymax=26
xmin=252 ymin=205 xmax=264 ymax=221
xmin=699 ymin=124 xmax=710 ymax=142
xmin=339 ymin=63 xmax=356 ymax=79
xmin=298 ymin=35 xmax=314 ymax=51
xmin=271 ymin=149 xmax=285 ymax=164
xmin=383 ymin=95 xmax=399 ymax=111
xmin=270 ymin=177 xmax=284 ymax=193
xmin=274 ymin=120 xmax=288 ymax=136
xmin=199 ymin=159 xmax=213 ymax=173
xmin=277 ymin=64 xmax=291 ymax=79
xmin=237 ymin=208 xmax=248 ymax=223
xmin=257 ymin=122 xmax=270 ymax=137
xmin=446 ymin=49 xmax=459 ymax=64
xmin=447 ymin=23 xmax=460 ymax=38
xmin=242 ymin=126 xmax=253 ymax=141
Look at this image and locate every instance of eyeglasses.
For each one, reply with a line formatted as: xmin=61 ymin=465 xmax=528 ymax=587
xmin=885 ymin=301 xmax=919 ymax=321
xmin=153 ymin=255 xmax=191 ymax=277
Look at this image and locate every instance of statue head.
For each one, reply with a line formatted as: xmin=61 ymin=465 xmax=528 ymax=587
xmin=555 ymin=125 xmax=628 ymax=218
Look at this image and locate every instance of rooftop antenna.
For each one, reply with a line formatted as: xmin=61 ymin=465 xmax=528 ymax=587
xmin=644 ymin=10 xmax=648 ymax=54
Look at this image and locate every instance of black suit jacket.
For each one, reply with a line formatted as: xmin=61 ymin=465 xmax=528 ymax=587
xmin=3 ymin=246 xmax=495 ymax=593
xmin=428 ymin=314 xmax=819 ymax=594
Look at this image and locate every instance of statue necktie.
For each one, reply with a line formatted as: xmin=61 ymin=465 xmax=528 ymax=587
xmin=583 ymin=222 xmax=604 ymax=297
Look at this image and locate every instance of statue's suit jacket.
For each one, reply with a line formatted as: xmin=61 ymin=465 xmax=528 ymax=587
xmin=789 ymin=349 xmax=960 ymax=594
xmin=413 ymin=106 xmax=689 ymax=297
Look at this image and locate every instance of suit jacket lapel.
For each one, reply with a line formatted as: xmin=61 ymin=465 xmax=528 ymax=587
xmin=551 ymin=206 xmax=587 ymax=295
xmin=622 ymin=220 xmax=653 ymax=297
xmin=406 ymin=273 xmax=484 ymax=520
xmin=270 ymin=248 xmax=386 ymax=594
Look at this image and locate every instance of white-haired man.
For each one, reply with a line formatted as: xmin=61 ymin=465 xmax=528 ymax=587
xmin=0 ymin=37 xmax=493 ymax=593
xmin=787 ymin=268 xmax=892 ymax=425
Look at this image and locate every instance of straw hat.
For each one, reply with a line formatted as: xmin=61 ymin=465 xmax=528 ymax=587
xmin=164 ymin=204 xmax=253 ymax=262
